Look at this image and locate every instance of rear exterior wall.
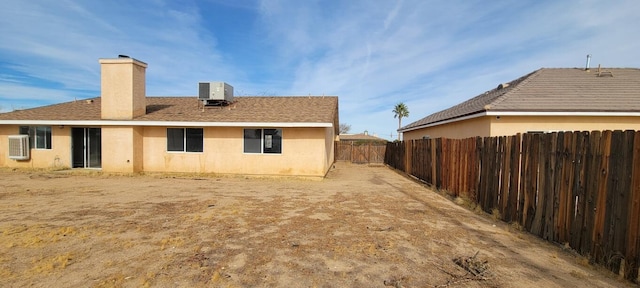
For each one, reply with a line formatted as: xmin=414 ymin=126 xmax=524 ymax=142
xmin=1 ymin=125 xmax=334 ymax=177
xmin=142 ymin=126 xmax=332 ymax=177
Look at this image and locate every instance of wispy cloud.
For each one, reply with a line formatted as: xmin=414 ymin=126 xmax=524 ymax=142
xmin=252 ymin=0 xmax=640 ymax=137
xmin=1 ymin=0 xmax=639 ymax=137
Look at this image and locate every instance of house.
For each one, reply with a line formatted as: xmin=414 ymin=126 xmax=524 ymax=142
xmin=338 ymin=131 xmax=388 ymax=144
xmin=0 ymin=56 xmax=339 ymax=177
xmin=399 ymin=67 xmax=640 ymax=140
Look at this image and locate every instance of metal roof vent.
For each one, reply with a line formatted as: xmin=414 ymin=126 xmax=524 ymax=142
xmin=497 ymin=83 xmax=509 ymax=90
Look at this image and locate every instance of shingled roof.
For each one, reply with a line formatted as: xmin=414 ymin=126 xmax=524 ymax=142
xmin=400 ymin=68 xmax=640 ymax=132
xmin=0 ymin=96 xmax=338 ymax=127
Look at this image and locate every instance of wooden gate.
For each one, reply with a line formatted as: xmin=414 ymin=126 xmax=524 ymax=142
xmin=335 ymin=142 xmax=386 ymax=164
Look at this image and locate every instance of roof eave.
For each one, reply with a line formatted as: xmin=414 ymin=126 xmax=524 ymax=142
xmin=486 ymin=111 xmax=640 ymax=116
xmin=398 ymin=110 xmax=640 ymax=133
xmin=0 ymin=120 xmax=334 ymax=128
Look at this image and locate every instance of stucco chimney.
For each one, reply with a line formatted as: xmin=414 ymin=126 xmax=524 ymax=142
xmin=99 ymin=56 xmax=147 ymax=119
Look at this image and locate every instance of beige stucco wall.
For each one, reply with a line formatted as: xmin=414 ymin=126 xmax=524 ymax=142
xmin=324 ymin=126 xmax=335 ymax=173
xmin=489 ymin=115 xmax=640 ymax=136
xmin=1 ymin=124 xmax=335 ymax=176
xmin=403 ymin=117 xmax=492 ymax=140
xmin=0 ymin=125 xmax=71 ymax=169
xmin=100 ymin=58 xmax=147 ymax=120
xmin=101 ymin=126 xmax=144 ymax=172
xmin=403 ymin=115 xmax=640 ymax=140
xmin=142 ymin=126 xmax=333 ymax=177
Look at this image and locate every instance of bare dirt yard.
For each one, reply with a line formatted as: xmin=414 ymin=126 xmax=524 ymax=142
xmin=0 ymin=163 xmax=634 ymax=287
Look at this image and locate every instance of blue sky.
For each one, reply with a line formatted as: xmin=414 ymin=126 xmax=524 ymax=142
xmin=1 ymin=0 xmax=639 ymax=140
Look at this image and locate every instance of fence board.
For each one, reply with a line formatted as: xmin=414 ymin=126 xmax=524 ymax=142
xmin=470 ymin=138 xmax=478 ymax=197
xmin=565 ymin=132 xmax=580 ymax=246
xmin=603 ymin=130 xmax=622 ymax=272
xmin=615 ymin=131 xmax=634 ymax=276
xmin=543 ymin=133 xmax=557 ymax=241
xmin=507 ymin=134 xmax=521 ymax=223
xmin=442 ymin=138 xmax=450 ymax=192
xmin=582 ymin=131 xmax=601 ymax=255
xmin=499 ymin=136 xmax=511 ymax=220
xmin=473 ymin=138 xmax=480 ymax=200
xmin=532 ymin=134 xmax=549 ymax=237
xmin=460 ymin=139 xmax=467 ymax=198
xmin=555 ymin=132 xmax=571 ymax=243
xmin=521 ymin=133 xmax=540 ymax=230
xmin=570 ymin=131 xmax=589 ymax=251
xmin=430 ymin=140 xmax=437 ymax=186
xmin=490 ymin=137 xmax=501 ymax=212
xmin=479 ymin=137 xmax=491 ymax=212
xmin=454 ymin=139 xmax=461 ymax=196
xmin=592 ymin=131 xmax=612 ymax=264
xmin=519 ymin=133 xmax=531 ymax=228
xmin=435 ymin=138 xmax=443 ymax=189
xmin=558 ymin=132 xmax=573 ymax=243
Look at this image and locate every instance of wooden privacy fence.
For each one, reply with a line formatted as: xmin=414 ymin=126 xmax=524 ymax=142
xmin=385 ymin=131 xmax=640 ymax=282
xmin=335 ymin=142 xmax=386 ymax=164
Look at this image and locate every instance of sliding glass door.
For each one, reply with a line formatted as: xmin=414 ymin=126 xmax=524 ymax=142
xmin=72 ymin=127 xmax=101 ymax=168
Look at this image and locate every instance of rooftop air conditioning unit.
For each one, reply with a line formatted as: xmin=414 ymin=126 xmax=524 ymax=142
xmin=198 ymin=82 xmax=234 ymax=103
xmin=8 ymin=135 xmax=30 ymax=160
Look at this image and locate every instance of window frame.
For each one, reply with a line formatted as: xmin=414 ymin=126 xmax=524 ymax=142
xmin=166 ymin=128 xmax=204 ymax=153
xmin=19 ymin=126 xmax=52 ymax=150
xmin=243 ymin=128 xmax=282 ymax=154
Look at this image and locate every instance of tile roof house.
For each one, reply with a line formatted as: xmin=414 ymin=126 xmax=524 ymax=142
xmin=0 ymin=57 xmax=339 ymax=177
xmin=399 ymin=67 xmax=640 ymax=140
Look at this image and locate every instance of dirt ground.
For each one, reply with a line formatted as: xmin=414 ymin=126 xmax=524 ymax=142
xmin=0 ymin=163 xmax=634 ymax=287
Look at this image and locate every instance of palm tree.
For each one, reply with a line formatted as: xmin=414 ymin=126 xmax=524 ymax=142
xmin=393 ymin=102 xmax=409 ymax=141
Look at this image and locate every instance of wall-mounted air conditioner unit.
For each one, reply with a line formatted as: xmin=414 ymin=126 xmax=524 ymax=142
xmin=8 ymin=135 xmax=30 ymax=160
xmin=198 ymin=82 xmax=234 ymax=103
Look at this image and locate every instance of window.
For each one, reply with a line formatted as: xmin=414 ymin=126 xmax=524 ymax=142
xmin=167 ymin=128 xmax=203 ymax=152
xmin=19 ymin=126 xmax=52 ymax=149
xmin=243 ymin=128 xmax=282 ymax=154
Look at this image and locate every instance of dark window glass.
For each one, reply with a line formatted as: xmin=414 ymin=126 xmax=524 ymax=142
xmin=19 ymin=126 xmax=29 ymax=135
xmin=263 ymin=129 xmax=282 ymax=154
xmin=244 ymin=128 xmax=282 ymax=154
xmin=19 ymin=126 xmax=32 ymax=149
xmin=167 ymin=128 xmax=203 ymax=152
xmin=44 ymin=127 xmax=52 ymax=149
xmin=186 ymin=128 xmax=203 ymax=152
xmin=35 ymin=126 xmax=51 ymax=149
xmin=243 ymin=129 xmax=262 ymax=153
xmin=19 ymin=126 xmax=51 ymax=149
xmin=167 ymin=128 xmax=184 ymax=152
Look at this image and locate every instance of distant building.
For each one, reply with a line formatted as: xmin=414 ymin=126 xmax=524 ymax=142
xmin=339 ymin=131 xmax=388 ymax=144
xmin=400 ymin=67 xmax=640 ymax=140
